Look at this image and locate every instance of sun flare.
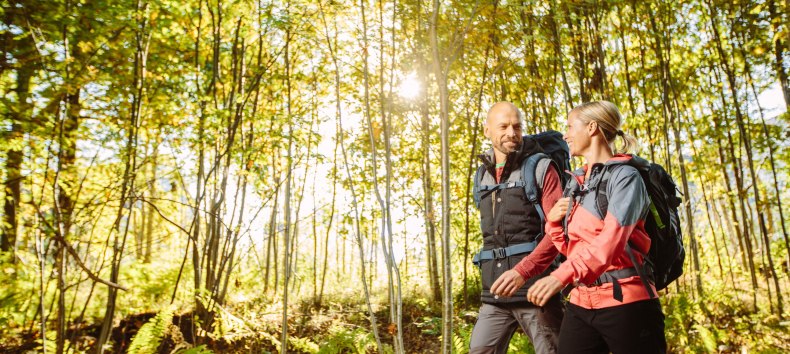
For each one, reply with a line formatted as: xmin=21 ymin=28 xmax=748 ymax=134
xmin=397 ymin=72 xmax=421 ymax=100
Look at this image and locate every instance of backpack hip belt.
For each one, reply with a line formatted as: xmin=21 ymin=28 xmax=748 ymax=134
xmin=579 ymin=265 xmax=655 ymax=302
xmin=472 ymin=241 xmax=537 ymax=267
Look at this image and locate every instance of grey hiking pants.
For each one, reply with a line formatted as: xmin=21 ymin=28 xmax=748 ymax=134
xmin=469 ymin=295 xmax=563 ymax=354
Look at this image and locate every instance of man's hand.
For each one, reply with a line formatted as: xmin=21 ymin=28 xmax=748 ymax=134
xmin=490 ymin=270 xmax=526 ymax=297
xmin=527 ymin=275 xmax=564 ymax=306
xmin=546 ymin=197 xmax=571 ymax=223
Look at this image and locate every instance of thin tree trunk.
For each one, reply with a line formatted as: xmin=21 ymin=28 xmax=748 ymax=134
xmin=549 ymin=0 xmax=573 ymax=109
xmin=616 ymin=5 xmax=638 ymax=120
xmin=191 ymin=1 xmax=205 ymax=340
xmin=415 ymin=0 xmax=441 ymax=303
xmin=281 ymin=14 xmax=293 ymax=352
xmin=430 ymin=0 xmax=453 ymax=351
xmin=143 ymin=132 xmax=158 ymax=264
xmin=379 ymin=0 xmax=405 ymax=350
xmin=1 ymin=25 xmax=33 ymax=253
xmin=462 ymin=37 xmax=492 ymax=306
xmin=98 ymin=2 xmax=148 ymax=348
xmin=318 ymin=140 xmax=339 ymax=305
xmin=265 ymin=182 xmax=279 ymax=294
xmin=768 ymin=0 xmax=790 ymax=109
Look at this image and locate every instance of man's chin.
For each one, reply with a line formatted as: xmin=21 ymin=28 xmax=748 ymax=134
xmin=503 ymin=143 xmax=520 ymax=153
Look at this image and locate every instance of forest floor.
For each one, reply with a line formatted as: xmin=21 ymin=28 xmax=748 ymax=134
xmin=4 ymin=292 xmax=790 ymax=353
xmin=0 ymin=297 xmax=466 ymax=353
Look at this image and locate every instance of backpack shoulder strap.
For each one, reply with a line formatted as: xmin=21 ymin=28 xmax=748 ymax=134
xmin=472 ymin=164 xmax=487 ymax=209
xmin=535 ymin=157 xmax=554 ymax=191
xmin=521 ymin=152 xmax=550 ymax=204
xmin=521 ymin=153 xmax=553 ymax=239
xmin=593 ymin=164 xmax=621 ymax=217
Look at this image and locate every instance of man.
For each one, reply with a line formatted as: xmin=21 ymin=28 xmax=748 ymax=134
xmin=469 ymin=102 xmax=564 ymax=354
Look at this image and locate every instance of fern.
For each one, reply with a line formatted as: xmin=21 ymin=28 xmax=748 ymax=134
xmin=451 ymin=322 xmax=473 ymax=353
xmin=289 ymin=336 xmax=319 ymax=353
xmin=175 ymin=344 xmax=214 ymax=354
xmin=507 ymin=332 xmax=536 ymax=354
xmin=318 ymin=326 xmax=378 ymax=354
xmin=693 ymin=324 xmax=717 ymax=353
xmin=452 ymin=334 xmax=466 ymax=353
xmin=127 ymin=309 xmax=174 ymax=354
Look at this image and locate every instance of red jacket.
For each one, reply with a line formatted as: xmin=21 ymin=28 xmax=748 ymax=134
xmin=550 ymin=155 xmax=656 ymax=309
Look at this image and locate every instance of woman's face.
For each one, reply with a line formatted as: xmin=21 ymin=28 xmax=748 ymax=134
xmin=564 ymin=112 xmax=592 ymax=157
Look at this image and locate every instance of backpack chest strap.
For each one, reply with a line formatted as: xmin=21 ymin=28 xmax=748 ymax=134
xmin=472 ymin=241 xmax=538 ymax=267
xmin=477 ymin=181 xmax=527 ymax=193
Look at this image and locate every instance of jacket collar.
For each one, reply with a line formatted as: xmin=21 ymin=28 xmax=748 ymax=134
xmin=570 ymin=154 xmax=649 ymax=186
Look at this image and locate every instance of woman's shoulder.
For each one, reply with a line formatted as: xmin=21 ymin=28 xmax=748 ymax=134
xmin=605 ymin=163 xmax=647 ymax=192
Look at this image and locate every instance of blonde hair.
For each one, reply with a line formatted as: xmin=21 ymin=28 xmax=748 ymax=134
xmin=570 ymin=101 xmax=638 ymax=154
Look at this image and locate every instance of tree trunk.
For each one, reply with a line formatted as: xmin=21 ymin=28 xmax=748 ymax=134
xmin=462 ymin=34 xmax=493 ymax=306
xmin=430 ymin=0 xmax=453 ymax=351
xmin=281 ymin=14 xmax=292 ymax=352
xmin=1 ymin=16 xmax=34 ymax=254
xmin=318 ymin=141 xmax=339 ymax=305
xmin=548 ymin=0 xmax=573 ymax=109
xmin=768 ymin=0 xmax=790 ymax=109
xmin=414 ymin=0 xmax=442 ymax=304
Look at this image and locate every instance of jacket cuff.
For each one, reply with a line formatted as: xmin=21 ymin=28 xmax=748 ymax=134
xmin=513 ymin=263 xmax=530 ymax=280
xmin=550 ymin=265 xmax=574 ymax=286
xmin=546 ymin=219 xmax=562 ymax=227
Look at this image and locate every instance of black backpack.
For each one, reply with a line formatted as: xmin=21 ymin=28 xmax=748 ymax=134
xmin=470 ymin=131 xmax=570 ymax=267
xmin=595 ymin=155 xmax=685 ymax=293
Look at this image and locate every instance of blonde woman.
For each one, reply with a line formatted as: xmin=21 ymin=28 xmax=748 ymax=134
xmin=527 ymin=101 xmax=666 ymax=353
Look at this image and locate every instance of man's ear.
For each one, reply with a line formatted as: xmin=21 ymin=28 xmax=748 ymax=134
xmin=483 ymin=124 xmax=490 ymax=139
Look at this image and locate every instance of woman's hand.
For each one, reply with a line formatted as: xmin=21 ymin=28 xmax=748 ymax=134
xmin=547 ymin=197 xmax=571 ymax=223
xmin=527 ymin=275 xmax=564 ymax=306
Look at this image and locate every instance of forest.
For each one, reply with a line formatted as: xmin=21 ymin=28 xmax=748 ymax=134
xmin=0 ymin=0 xmax=788 ymax=353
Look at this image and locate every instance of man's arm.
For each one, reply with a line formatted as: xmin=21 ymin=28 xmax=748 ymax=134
xmin=490 ymin=164 xmax=562 ymax=297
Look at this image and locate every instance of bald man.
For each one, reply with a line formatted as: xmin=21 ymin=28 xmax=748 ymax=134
xmin=469 ymin=102 xmax=564 ymax=354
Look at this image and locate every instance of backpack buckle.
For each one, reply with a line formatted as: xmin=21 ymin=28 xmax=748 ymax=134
xmin=492 ymin=248 xmax=507 ymax=259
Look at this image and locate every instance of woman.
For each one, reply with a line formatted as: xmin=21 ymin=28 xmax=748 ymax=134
xmin=527 ymin=101 xmax=666 ymax=353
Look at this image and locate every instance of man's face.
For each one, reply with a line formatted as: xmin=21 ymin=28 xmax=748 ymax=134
xmin=485 ymin=104 xmax=523 ymax=156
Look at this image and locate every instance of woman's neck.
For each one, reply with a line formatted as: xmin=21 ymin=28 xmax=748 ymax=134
xmin=582 ymin=143 xmax=613 ymax=178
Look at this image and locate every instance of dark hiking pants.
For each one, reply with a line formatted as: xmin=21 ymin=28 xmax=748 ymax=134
xmin=558 ymin=299 xmax=666 ymax=354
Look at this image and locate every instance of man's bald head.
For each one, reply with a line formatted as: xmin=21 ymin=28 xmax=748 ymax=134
xmin=487 ymin=101 xmax=523 ymax=125
xmin=484 ymin=102 xmax=523 ymax=161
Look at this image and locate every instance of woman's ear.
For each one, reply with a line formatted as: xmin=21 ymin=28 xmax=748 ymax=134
xmin=586 ymin=120 xmax=598 ymax=136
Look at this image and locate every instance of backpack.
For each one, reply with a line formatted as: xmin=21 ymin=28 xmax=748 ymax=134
xmin=473 ymin=130 xmax=570 ymax=211
xmin=470 ymin=130 xmax=570 ymax=266
xmin=594 ymin=155 xmax=685 ymax=293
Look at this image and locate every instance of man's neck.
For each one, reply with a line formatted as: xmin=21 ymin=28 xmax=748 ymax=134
xmin=494 ymin=150 xmax=508 ymax=165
